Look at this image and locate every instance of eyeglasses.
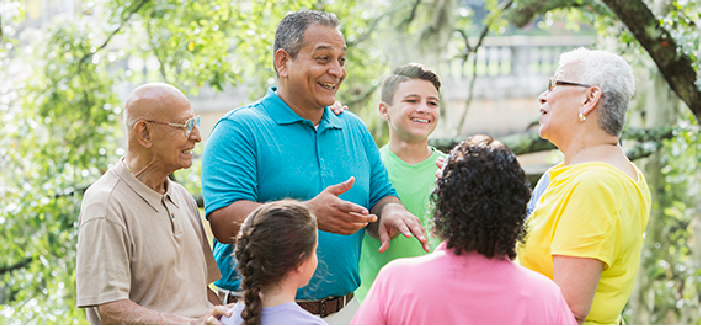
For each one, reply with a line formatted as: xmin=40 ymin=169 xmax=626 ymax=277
xmin=144 ymin=116 xmax=200 ymax=137
xmin=548 ymin=78 xmax=591 ymax=92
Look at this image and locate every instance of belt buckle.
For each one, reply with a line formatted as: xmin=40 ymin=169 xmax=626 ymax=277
xmin=319 ymin=297 xmax=328 ymax=318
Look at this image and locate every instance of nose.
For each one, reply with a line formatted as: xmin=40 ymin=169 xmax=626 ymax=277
xmin=538 ymin=90 xmax=548 ymax=105
xmin=328 ymin=61 xmax=344 ymax=79
xmin=189 ymin=126 xmax=202 ymax=143
xmin=415 ymin=102 xmax=430 ymax=113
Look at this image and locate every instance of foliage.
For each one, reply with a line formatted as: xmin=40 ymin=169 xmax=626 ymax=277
xmin=0 ymin=0 xmax=393 ymax=323
xmin=1 ymin=13 xmax=122 ymax=324
xmin=626 ymin=113 xmax=701 ymax=324
xmin=2 ymin=0 xmax=700 ymax=324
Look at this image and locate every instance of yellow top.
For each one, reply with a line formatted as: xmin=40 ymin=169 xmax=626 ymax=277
xmin=518 ymin=162 xmax=651 ymax=325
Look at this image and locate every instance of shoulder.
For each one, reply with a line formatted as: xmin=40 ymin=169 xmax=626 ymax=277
xmin=81 ymin=170 xmax=124 ymax=224
xmin=380 ymin=253 xmax=436 ymax=278
xmin=218 ymin=102 xmax=269 ymax=125
xmin=335 ymin=110 xmax=371 ymax=131
xmin=512 ymin=263 xmax=567 ymax=296
xmin=556 ymin=164 xmax=625 ymax=192
xmin=263 ymin=303 xmax=326 ymax=325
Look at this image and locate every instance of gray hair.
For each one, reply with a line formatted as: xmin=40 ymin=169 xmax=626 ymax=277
xmin=559 ymin=48 xmax=635 ymax=137
xmin=272 ymin=9 xmax=341 ymax=77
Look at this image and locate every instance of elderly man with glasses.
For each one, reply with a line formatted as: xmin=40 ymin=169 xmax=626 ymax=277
xmin=517 ymin=48 xmax=651 ymax=325
xmin=76 ymin=83 xmax=231 ymax=325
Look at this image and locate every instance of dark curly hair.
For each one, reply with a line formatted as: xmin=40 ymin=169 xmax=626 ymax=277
xmin=431 ymin=134 xmax=531 ymax=260
xmin=235 ymin=200 xmax=318 ymax=325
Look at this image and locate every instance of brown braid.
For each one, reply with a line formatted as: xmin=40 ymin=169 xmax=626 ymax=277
xmin=234 ymin=200 xmax=318 ymax=325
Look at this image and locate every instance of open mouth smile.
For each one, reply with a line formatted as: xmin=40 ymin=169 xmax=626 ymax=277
xmin=319 ymin=82 xmax=337 ymax=90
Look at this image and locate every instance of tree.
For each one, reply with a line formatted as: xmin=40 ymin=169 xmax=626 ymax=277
xmin=0 ymin=0 xmax=390 ymax=323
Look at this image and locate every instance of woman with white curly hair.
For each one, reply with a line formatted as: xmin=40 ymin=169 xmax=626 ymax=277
xmin=519 ymin=48 xmax=651 ymax=325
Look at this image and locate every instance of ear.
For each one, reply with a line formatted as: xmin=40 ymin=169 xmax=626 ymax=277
xmin=133 ymin=121 xmax=153 ymax=148
xmin=275 ymin=49 xmax=290 ymax=78
xmin=378 ymin=102 xmax=390 ymax=121
xmin=581 ymin=85 xmax=603 ymax=117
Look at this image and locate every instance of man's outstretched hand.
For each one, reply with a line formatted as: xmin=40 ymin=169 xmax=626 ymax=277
xmin=306 ymin=177 xmax=377 ymax=235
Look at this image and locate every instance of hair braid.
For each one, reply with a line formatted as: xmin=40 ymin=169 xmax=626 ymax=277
xmin=236 ymin=222 xmax=263 ymax=325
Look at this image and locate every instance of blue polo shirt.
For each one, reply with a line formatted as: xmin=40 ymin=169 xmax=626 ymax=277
xmin=201 ymin=87 xmax=397 ymax=300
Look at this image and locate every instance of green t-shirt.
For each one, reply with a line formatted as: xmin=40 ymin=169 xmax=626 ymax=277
xmin=356 ymin=146 xmax=445 ymax=303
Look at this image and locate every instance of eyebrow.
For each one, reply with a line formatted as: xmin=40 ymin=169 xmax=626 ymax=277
xmin=404 ymin=94 xmax=440 ymax=101
xmin=313 ymin=45 xmax=347 ymax=52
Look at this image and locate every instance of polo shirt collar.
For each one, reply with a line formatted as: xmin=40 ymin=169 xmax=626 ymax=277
xmin=264 ymin=87 xmax=342 ymax=130
xmin=115 ymin=157 xmax=179 ymax=212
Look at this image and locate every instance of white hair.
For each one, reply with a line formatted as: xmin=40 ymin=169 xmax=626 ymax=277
xmin=559 ymin=48 xmax=635 ymax=137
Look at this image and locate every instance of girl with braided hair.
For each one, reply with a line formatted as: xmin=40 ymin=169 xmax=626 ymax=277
xmin=220 ymin=200 xmax=326 ymax=325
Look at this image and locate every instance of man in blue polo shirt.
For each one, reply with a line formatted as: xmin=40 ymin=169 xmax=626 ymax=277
xmin=201 ymin=9 xmax=429 ymax=324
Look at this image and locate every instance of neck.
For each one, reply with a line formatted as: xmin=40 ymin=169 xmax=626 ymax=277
xmin=558 ymin=133 xmax=620 ymax=165
xmin=387 ymin=135 xmax=432 ymax=165
xmin=260 ymin=279 xmax=298 ymax=308
xmin=276 ymin=87 xmax=325 ymax=126
xmin=124 ymin=155 xmax=169 ymax=195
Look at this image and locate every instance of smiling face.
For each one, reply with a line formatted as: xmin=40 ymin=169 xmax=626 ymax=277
xmin=537 ymin=63 xmax=587 ymax=144
xmin=281 ymin=24 xmax=347 ymax=110
xmin=148 ymin=94 xmax=201 ymax=174
xmin=381 ymin=79 xmax=440 ymax=143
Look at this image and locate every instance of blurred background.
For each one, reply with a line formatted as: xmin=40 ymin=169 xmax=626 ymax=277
xmin=1 ymin=0 xmax=699 ymax=324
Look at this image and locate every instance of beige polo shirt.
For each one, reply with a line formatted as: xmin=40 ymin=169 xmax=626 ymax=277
xmin=76 ymin=158 xmax=221 ymax=324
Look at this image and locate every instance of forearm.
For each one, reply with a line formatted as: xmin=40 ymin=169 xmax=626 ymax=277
xmin=367 ymin=196 xmax=402 ymax=239
xmin=99 ymin=299 xmax=199 ymax=325
xmin=207 ymin=287 xmax=222 ymax=306
xmin=553 ymin=255 xmax=603 ymax=324
xmin=208 ymin=200 xmax=262 ymax=244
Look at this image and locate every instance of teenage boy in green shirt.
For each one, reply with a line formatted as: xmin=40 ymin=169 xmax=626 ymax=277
xmin=356 ymin=63 xmax=445 ymax=303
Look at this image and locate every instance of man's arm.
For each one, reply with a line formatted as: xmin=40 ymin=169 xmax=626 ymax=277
xmin=208 ymin=200 xmax=262 ymax=244
xmin=98 ymin=299 xmax=230 ymax=325
xmin=368 ymin=196 xmax=429 ymax=253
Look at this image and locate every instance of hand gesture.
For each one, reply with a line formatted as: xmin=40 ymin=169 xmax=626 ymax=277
xmin=375 ymin=202 xmax=430 ymax=254
xmin=306 ymin=177 xmax=377 ymax=235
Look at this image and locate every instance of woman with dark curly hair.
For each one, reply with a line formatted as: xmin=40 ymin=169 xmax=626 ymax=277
xmin=220 ymin=200 xmax=326 ymax=325
xmin=351 ymin=135 xmax=575 ymax=325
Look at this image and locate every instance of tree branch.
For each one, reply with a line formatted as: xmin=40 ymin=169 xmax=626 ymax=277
xmin=0 ymin=257 xmax=32 ymax=276
xmin=601 ymin=0 xmax=701 ymax=124
xmin=455 ymin=0 xmax=515 ymax=134
xmin=80 ymin=0 xmax=149 ymax=64
xmin=399 ymin=0 xmax=422 ymax=30
xmin=505 ymin=0 xmax=613 ymax=28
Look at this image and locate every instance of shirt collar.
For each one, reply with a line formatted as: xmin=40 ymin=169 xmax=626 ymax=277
xmin=263 ymin=87 xmax=343 ymax=131
xmin=116 ymin=157 xmax=179 ymax=212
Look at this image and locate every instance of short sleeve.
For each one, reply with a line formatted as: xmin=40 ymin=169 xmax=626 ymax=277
xmin=201 ymin=113 xmax=258 ymax=217
xmin=76 ymin=208 xmax=131 ymax=307
xmin=550 ymin=177 xmax=618 ymax=270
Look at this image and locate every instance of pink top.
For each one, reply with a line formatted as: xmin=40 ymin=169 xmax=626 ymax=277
xmin=351 ymin=243 xmax=576 ymax=325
